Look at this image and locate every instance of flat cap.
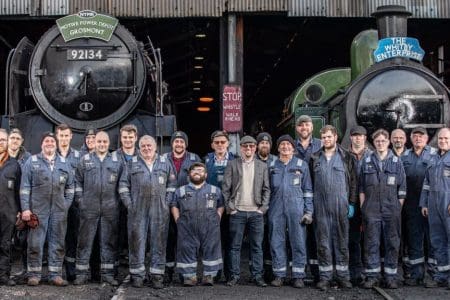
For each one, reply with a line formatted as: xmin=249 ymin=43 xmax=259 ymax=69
xmin=276 ymin=134 xmax=295 ymax=148
xmin=411 ymin=126 xmax=427 ymax=135
xmin=85 ymin=127 xmax=97 ymax=136
xmin=296 ymin=115 xmax=312 ymax=125
xmin=240 ymin=135 xmax=257 ymax=145
xmin=211 ymin=130 xmax=229 ymax=141
xmin=256 ymin=132 xmax=272 ymax=146
xmin=350 ymin=125 xmax=367 ymax=136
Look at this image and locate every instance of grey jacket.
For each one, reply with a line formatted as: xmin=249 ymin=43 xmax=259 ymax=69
xmin=222 ymin=157 xmax=271 ymax=213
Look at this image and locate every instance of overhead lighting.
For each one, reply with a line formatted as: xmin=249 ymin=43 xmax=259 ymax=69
xmin=194 ymin=65 xmax=203 ymax=69
xmin=194 ymin=56 xmax=204 ymax=60
xmin=193 ymin=87 xmax=201 ymax=91
xmin=193 ymin=80 xmax=201 ymax=84
xmin=200 ymin=97 xmax=214 ymax=103
xmin=197 ymin=107 xmax=210 ymax=112
xmin=195 ymin=33 xmax=206 ymax=38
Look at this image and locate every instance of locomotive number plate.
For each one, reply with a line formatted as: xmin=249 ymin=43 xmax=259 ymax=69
xmin=67 ymin=49 xmax=107 ymax=61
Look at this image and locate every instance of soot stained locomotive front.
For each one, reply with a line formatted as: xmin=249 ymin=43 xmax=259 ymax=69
xmin=3 ymin=13 xmax=175 ymax=153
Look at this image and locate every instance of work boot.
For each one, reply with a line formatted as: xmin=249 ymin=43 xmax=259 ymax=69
xmin=131 ymin=277 xmax=144 ymax=288
xmin=337 ymin=279 xmax=353 ymax=289
xmin=73 ymin=275 xmax=88 ymax=285
xmin=404 ymin=278 xmax=420 ymax=286
xmin=49 ymin=276 xmax=68 ymax=287
xmin=270 ymin=277 xmax=283 ymax=287
xmin=385 ymin=279 xmax=398 ymax=289
xmin=292 ymin=278 xmax=304 ymax=288
xmin=202 ymin=275 xmax=214 ymax=286
xmin=152 ymin=275 xmax=164 ymax=289
xmin=363 ymin=278 xmax=378 ymax=289
xmin=0 ymin=276 xmax=15 ymax=286
xmin=227 ymin=276 xmax=239 ymax=286
xmin=316 ymin=280 xmax=330 ymax=291
xmin=254 ymin=277 xmax=267 ymax=287
xmin=183 ymin=276 xmax=197 ymax=287
xmin=102 ymin=275 xmax=119 ymax=286
xmin=27 ymin=276 xmax=40 ymax=286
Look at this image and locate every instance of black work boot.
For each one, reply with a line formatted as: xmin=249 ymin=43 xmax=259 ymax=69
xmin=73 ymin=275 xmax=88 ymax=285
xmin=152 ymin=275 xmax=164 ymax=289
xmin=102 ymin=275 xmax=119 ymax=286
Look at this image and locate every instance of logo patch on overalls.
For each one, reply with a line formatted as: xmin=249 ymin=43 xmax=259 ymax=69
xmin=59 ymin=175 xmax=66 ymax=184
xmin=206 ymin=194 xmax=215 ymax=208
xmin=444 ymin=169 xmax=450 ymax=177
xmin=387 ymin=176 xmax=396 ymax=185
xmin=7 ymin=180 xmax=14 ymax=189
xmin=159 ymin=176 xmax=165 ymax=184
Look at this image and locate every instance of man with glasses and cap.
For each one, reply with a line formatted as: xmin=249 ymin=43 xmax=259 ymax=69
xmin=20 ymin=132 xmax=75 ymax=286
xmin=401 ymin=126 xmax=438 ymax=287
xmin=205 ymin=130 xmax=235 ymax=281
xmin=222 ymin=135 xmax=270 ymax=287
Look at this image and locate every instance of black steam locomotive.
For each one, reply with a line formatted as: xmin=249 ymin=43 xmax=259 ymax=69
xmin=2 ymin=11 xmax=175 ymax=153
xmin=278 ymin=5 xmax=450 ymax=147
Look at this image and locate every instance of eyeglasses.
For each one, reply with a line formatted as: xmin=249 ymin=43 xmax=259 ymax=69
xmin=241 ymin=144 xmax=256 ymax=148
xmin=213 ymin=140 xmax=227 ymax=145
xmin=374 ymin=140 xmax=388 ymax=144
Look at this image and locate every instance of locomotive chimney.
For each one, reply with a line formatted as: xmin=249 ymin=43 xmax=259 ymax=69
xmin=371 ymin=5 xmax=412 ymax=39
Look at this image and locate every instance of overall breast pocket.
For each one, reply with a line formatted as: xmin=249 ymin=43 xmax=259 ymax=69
xmin=363 ymin=166 xmax=377 ymax=187
xmin=5 ymin=176 xmax=15 ymax=190
xmin=107 ymin=167 xmax=119 ymax=184
xmin=157 ymin=169 xmax=168 ymax=185
xmin=289 ymin=169 xmax=302 ymax=186
xmin=58 ymin=170 xmax=68 ymax=185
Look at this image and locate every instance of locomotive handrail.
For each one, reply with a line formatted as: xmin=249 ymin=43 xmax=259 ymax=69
xmin=50 ymin=45 xmax=122 ymax=50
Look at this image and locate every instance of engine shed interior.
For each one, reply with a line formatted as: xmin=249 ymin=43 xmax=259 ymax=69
xmin=0 ymin=15 xmax=449 ymax=156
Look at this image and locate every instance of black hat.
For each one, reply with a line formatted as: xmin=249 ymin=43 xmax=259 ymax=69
xmin=85 ymin=127 xmax=97 ymax=137
xmin=276 ymin=134 xmax=295 ymax=148
xmin=350 ymin=125 xmax=367 ymax=136
xmin=171 ymin=131 xmax=188 ymax=147
xmin=256 ymin=132 xmax=272 ymax=146
xmin=41 ymin=131 xmax=57 ymax=144
xmin=188 ymin=162 xmax=207 ymax=172
xmin=240 ymin=135 xmax=257 ymax=145
xmin=411 ymin=126 xmax=427 ymax=135
xmin=296 ymin=115 xmax=312 ymax=125
xmin=210 ymin=130 xmax=229 ymax=141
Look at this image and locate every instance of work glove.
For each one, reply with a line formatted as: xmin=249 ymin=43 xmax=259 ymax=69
xmin=347 ymin=203 xmax=355 ymax=219
xmin=300 ymin=213 xmax=313 ymax=225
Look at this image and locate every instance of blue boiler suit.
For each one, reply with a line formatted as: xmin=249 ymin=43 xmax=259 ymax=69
xmin=60 ymin=148 xmax=81 ymax=278
xmin=360 ymin=151 xmax=406 ymax=280
xmin=171 ymin=183 xmax=224 ymax=278
xmin=74 ymin=152 xmax=124 ymax=277
xmin=163 ymin=152 xmax=201 ymax=270
xmin=268 ymin=157 xmax=313 ymax=279
xmin=119 ymin=155 xmax=176 ymax=279
xmin=311 ymin=148 xmax=357 ymax=281
xmin=20 ymin=154 xmax=75 ymax=279
xmin=296 ymin=137 xmax=321 ymax=277
xmin=401 ymin=146 xmax=438 ymax=280
xmin=420 ymin=150 xmax=450 ymax=283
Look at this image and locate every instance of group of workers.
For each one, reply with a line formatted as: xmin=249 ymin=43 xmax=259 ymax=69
xmin=0 ymin=115 xmax=449 ymax=291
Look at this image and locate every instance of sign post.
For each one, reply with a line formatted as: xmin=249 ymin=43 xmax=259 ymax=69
xmin=222 ymin=84 xmax=242 ymax=133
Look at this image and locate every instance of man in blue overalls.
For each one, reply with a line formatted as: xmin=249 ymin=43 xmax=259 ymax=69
xmin=205 ymin=130 xmax=235 ymax=281
xmin=401 ymin=126 xmax=438 ymax=287
xmin=20 ymin=132 xmax=75 ymax=286
xmin=163 ymin=131 xmax=201 ymax=282
xmin=359 ymin=129 xmax=406 ymax=289
xmin=420 ymin=127 xmax=450 ymax=289
xmin=171 ymin=162 xmax=224 ymax=286
xmin=310 ymin=125 xmax=357 ymax=291
xmin=268 ymin=134 xmax=313 ymax=288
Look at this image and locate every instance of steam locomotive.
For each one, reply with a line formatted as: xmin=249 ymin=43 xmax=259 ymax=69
xmin=2 ymin=11 xmax=175 ymax=153
xmin=278 ymin=5 xmax=450 ymax=148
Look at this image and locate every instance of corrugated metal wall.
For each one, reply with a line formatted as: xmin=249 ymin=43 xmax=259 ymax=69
xmin=0 ymin=0 xmax=30 ymax=15
xmin=69 ymin=0 xmax=110 ymax=14
xmin=227 ymin=0 xmax=287 ymax=12
xmin=40 ymin=0 xmax=69 ymax=16
xmin=289 ymin=0 xmax=450 ymax=18
xmin=0 ymin=0 xmax=449 ymax=18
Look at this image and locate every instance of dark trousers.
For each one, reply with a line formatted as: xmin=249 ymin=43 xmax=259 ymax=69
xmin=349 ymin=206 xmax=363 ymax=281
xmin=228 ymin=211 xmax=264 ymax=279
xmin=0 ymin=217 xmax=15 ymax=277
xmin=65 ymin=204 xmax=79 ymax=279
